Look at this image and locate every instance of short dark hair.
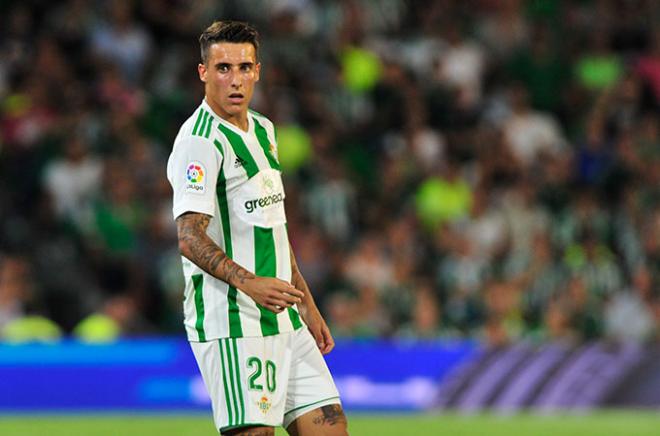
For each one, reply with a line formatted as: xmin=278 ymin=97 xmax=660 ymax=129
xmin=199 ymin=20 xmax=259 ymax=64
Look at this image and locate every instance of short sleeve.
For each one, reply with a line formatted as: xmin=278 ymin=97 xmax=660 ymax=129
xmin=167 ymin=135 xmax=223 ymax=219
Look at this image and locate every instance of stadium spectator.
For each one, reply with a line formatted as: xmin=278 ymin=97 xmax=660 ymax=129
xmin=0 ymin=0 xmax=657 ymax=344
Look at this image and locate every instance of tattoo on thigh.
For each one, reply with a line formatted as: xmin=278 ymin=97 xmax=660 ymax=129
xmin=224 ymin=427 xmax=273 ymax=436
xmin=312 ymin=405 xmax=346 ymax=426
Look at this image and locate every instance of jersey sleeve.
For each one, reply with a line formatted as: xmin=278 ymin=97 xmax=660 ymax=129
xmin=167 ymin=135 xmax=223 ymax=219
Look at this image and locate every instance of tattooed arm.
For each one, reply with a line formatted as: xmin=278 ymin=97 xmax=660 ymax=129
xmin=289 ymin=245 xmax=312 ymax=306
xmin=290 ymin=244 xmax=335 ymax=354
xmin=176 ymin=212 xmax=304 ymax=313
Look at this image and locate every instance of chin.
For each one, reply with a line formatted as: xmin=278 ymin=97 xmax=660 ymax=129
xmin=224 ymin=104 xmax=245 ymax=115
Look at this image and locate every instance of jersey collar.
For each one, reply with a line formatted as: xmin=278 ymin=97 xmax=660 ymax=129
xmin=202 ymin=98 xmax=254 ymax=136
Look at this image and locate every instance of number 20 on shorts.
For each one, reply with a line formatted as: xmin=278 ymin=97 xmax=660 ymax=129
xmin=247 ymin=357 xmax=276 ymax=392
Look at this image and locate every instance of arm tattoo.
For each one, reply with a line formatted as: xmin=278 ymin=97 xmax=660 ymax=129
xmin=311 ymin=404 xmax=347 ymax=426
xmin=176 ymin=213 xmax=255 ymax=288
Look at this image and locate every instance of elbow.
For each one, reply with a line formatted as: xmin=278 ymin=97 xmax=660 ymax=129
xmin=178 ymin=238 xmax=193 ymax=260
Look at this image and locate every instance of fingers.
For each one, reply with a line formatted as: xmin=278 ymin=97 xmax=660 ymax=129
xmin=320 ymin=325 xmax=335 ymax=354
xmin=271 ymin=280 xmax=305 ymax=299
xmin=290 ymin=288 xmax=305 ymax=298
xmin=270 ymin=280 xmax=304 ymax=304
xmin=252 ymin=278 xmax=306 ymax=314
xmin=310 ymin=327 xmax=325 ymax=351
xmin=264 ymin=292 xmax=300 ymax=313
xmin=279 ymin=291 xmax=302 ymax=305
xmin=264 ymin=303 xmax=286 ymax=314
xmin=309 ymin=324 xmax=334 ymax=354
xmin=265 ymin=289 xmax=300 ymax=308
xmin=268 ymin=297 xmax=295 ymax=309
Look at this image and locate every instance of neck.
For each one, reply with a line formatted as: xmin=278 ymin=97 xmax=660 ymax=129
xmin=205 ymin=97 xmax=249 ymax=132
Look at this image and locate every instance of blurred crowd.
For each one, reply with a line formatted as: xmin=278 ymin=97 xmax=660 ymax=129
xmin=1 ymin=0 xmax=659 ymax=344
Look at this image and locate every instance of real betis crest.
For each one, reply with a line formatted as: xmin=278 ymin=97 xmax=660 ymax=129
xmin=257 ymin=396 xmax=272 ymax=414
xmin=262 ymin=175 xmax=275 ymax=193
xmin=269 ymin=143 xmax=277 ymax=159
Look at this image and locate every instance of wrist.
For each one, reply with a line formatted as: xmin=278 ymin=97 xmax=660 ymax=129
xmin=234 ymin=275 xmax=256 ymax=296
xmin=298 ymin=296 xmax=317 ymax=312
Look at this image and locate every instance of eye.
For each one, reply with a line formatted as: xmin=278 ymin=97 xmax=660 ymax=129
xmin=217 ymin=64 xmax=230 ymax=73
xmin=240 ymin=64 xmax=253 ymax=72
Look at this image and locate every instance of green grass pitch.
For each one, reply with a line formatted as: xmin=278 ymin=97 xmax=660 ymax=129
xmin=0 ymin=411 xmax=658 ymax=435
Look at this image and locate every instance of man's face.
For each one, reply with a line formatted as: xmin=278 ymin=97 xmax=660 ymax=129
xmin=199 ymin=42 xmax=260 ymax=122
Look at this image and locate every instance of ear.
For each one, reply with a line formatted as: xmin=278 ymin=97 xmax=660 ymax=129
xmin=198 ymin=63 xmax=207 ymax=83
xmin=255 ymin=62 xmax=261 ymax=82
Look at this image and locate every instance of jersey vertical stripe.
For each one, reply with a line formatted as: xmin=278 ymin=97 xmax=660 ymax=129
xmin=216 ymin=156 xmax=244 ymax=338
xmin=253 ymin=118 xmax=281 ymax=170
xmin=217 ymin=123 xmax=260 ymax=177
xmin=192 ymin=274 xmax=206 ymax=341
xmin=254 ymin=227 xmax=280 ymax=336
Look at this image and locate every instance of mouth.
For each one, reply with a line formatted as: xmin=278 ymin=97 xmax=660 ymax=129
xmin=228 ymin=93 xmax=244 ymax=104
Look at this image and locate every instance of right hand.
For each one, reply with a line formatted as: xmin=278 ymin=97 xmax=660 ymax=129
xmin=241 ymin=277 xmax=305 ymax=314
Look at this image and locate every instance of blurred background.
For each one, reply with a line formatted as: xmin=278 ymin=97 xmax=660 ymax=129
xmin=0 ymin=0 xmax=659 ymax=433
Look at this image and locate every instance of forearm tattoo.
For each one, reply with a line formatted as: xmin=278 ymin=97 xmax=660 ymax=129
xmin=311 ymin=405 xmax=347 ymax=427
xmin=176 ymin=213 xmax=255 ymax=287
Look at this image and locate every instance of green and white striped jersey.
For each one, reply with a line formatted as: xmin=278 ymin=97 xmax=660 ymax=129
xmin=167 ymin=99 xmax=304 ymax=341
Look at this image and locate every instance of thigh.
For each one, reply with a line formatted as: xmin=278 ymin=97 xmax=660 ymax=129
xmin=282 ymin=328 xmax=342 ymax=429
xmin=223 ymin=425 xmax=275 ymax=436
xmin=286 ymin=404 xmax=348 ymax=436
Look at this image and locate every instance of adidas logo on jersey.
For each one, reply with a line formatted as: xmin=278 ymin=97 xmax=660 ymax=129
xmin=234 ymin=156 xmax=246 ymax=168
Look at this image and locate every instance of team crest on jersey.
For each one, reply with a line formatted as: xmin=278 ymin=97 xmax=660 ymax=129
xmin=268 ymin=143 xmax=278 ymax=159
xmin=262 ymin=176 xmax=275 ymax=194
xmin=257 ymin=396 xmax=271 ymax=414
xmin=185 ymin=161 xmax=205 ymax=194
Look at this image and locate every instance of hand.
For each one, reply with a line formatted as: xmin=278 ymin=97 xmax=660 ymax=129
xmin=300 ymin=303 xmax=335 ymax=354
xmin=241 ymin=277 xmax=305 ymax=314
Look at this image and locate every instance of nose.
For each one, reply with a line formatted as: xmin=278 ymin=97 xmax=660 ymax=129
xmin=230 ymin=68 xmax=242 ymax=89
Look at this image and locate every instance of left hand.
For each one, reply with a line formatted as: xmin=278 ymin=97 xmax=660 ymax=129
xmin=299 ymin=303 xmax=335 ymax=355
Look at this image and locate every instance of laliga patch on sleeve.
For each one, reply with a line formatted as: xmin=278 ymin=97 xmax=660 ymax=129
xmin=185 ymin=161 xmax=206 ymax=194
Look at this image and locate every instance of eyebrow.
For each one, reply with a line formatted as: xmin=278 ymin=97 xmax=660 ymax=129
xmin=214 ymin=62 xmax=254 ymax=68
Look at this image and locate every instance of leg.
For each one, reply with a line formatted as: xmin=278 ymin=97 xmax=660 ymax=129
xmin=223 ymin=425 xmax=275 ymax=436
xmin=286 ymin=404 xmax=348 ymax=436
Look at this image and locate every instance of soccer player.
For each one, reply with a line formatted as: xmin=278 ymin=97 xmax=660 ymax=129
xmin=166 ymin=21 xmax=348 ymax=436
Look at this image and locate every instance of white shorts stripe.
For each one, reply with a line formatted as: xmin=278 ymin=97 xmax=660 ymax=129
xmin=218 ymin=340 xmax=236 ymax=426
xmin=230 ymin=338 xmax=246 ymax=425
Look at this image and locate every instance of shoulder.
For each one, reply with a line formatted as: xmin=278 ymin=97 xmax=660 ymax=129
xmin=249 ymin=109 xmax=277 ymax=140
xmin=182 ymin=106 xmax=220 ymax=141
xmin=174 ymin=133 xmax=221 ymax=153
xmin=249 ymin=109 xmax=275 ymax=130
xmin=173 ymin=108 xmax=223 ymax=154
xmin=248 ymin=108 xmax=270 ymax=123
